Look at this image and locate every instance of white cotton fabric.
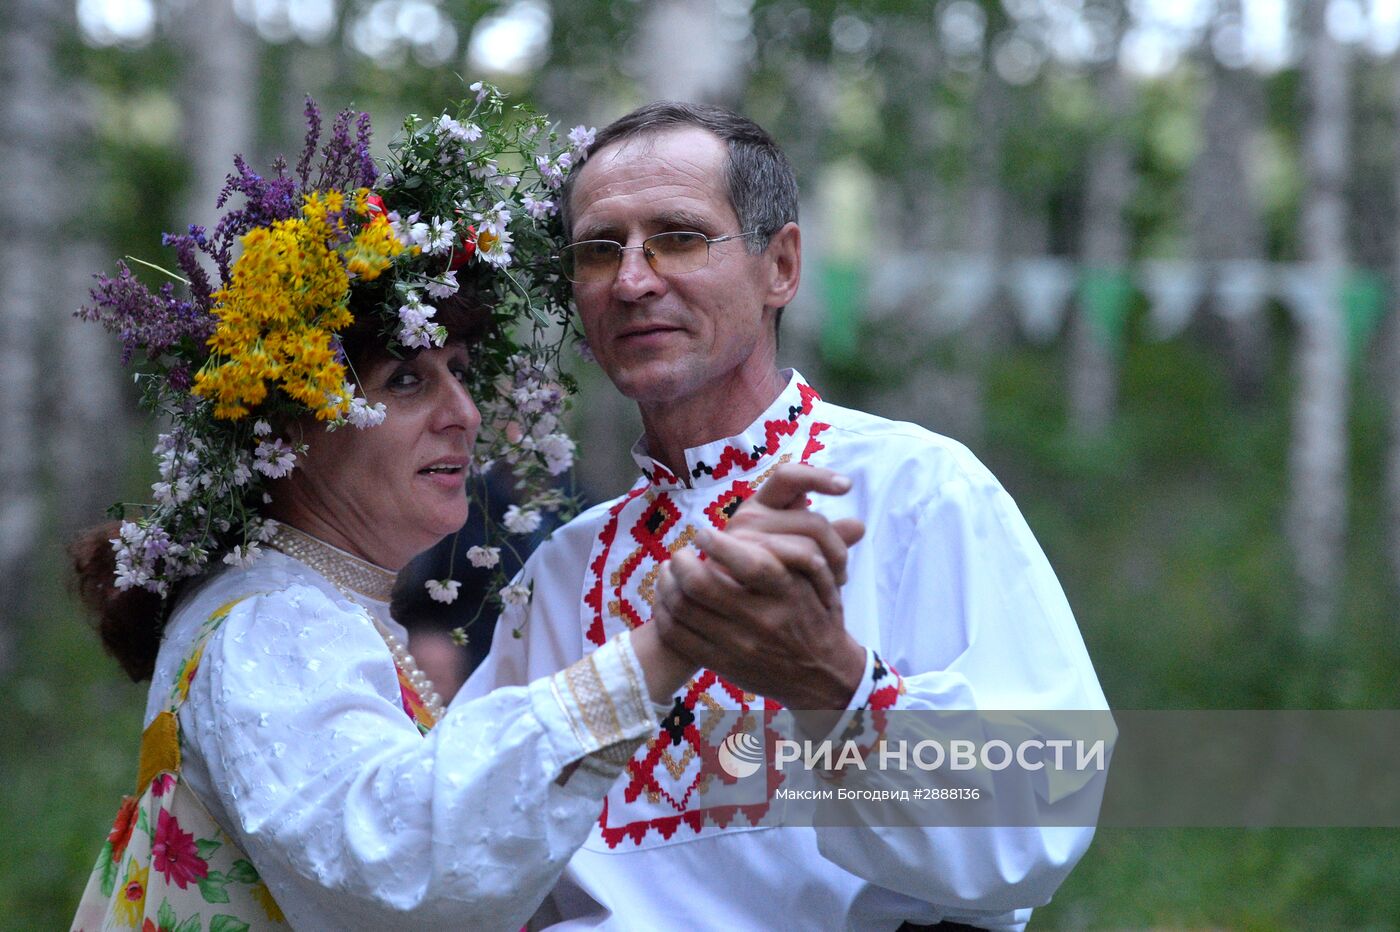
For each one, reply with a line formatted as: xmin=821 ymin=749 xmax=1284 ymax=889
xmin=460 ymin=370 xmax=1111 ymax=931
xmin=146 ymin=548 xmax=656 ymax=931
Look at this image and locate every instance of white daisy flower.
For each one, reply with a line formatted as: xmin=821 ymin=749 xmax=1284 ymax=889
xmin=425 ymin=578 xmax=461 ymax=604
xmin=253 ymin=438 xmax=297 ymax=479
xmin=500 ymin=582 xmax=531 ymax=608
xmin=503 ymin=504 xmax=542 ymax=535
xmin=423 ymin=217 xmax=457 ymax=255
xmin=568 ymin=125 xmax=595 ymax=155
xmin=535 ymin=433 xmax=576 ymax=476
xmin=522 ymin=194 xmax=555 ymax=220
xmin=347 ymin=395 xmax=387 ymax=429
xmin=424 ymin=270 xmax=458 ymax=299
xmin=222 ymin=542 xmax=262 ymax=568
xmin=436 ymin=115 xmax=482 ymax=143
xmin=466 ymin=546 xmax=501 ymax=568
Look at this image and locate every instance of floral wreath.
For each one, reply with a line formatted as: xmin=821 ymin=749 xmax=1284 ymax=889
xmin=80 ymin=82 xmax=593 ymax=636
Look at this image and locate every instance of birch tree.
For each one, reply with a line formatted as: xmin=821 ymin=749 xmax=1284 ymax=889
xmin=1069 ymin=60 xmax=1133 ymax=437
xmin=0 ymin=0 xmax=65 ymax=673
xmin=172 ymin=0 xmax=258 ymax=230
xmin=948 ymin=65 xmax=1011 ymax=448
xmin=1387 ymin=53 xmax=1400 ymax=600
xmin=1290 ymin=6 xmax=1351 ymax=637
xmin=53 ymin=0 xmax=123 ymax=535
xmin=1191 ymin=56 xmax=1271 ymax=398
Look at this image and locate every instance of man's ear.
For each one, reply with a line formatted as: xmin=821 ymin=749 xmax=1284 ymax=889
xmin=763 ymin=222 xmax=801 ymax=309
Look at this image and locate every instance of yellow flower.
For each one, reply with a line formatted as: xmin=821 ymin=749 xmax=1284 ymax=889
xmin=113 ymin=858 xmax=148 ymax=927
xmin=194 ymin=202 xmax=359 ymax=421
xmin=175 ymin=643 xmax=205 ymax=702
xmin=346 ymin=219 xmax=404 ymax=282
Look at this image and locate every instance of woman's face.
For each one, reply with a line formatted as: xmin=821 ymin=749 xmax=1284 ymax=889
xmin=275 ymin=343 xmax=481 ymax=569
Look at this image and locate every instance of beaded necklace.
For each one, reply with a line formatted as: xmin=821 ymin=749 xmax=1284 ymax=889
xmin=266 ymin=522 xmax=445 ymax=722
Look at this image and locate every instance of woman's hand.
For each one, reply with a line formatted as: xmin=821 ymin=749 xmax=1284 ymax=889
xmin=630 ymin=620 xmax=700 ymax=704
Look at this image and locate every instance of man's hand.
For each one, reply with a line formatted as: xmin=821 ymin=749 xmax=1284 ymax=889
xmin=652 ymin=465 xmax=868 ymax=710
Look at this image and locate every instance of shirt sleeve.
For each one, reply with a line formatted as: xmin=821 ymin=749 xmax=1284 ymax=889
xmin=812 ymin=471 xmax=1113 ymax=928
xmin=180 ymin=583 xmax=654 ymax=931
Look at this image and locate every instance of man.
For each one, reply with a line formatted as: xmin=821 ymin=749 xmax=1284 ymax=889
xmin=458 ymin=102 xmax=1108 ymax=930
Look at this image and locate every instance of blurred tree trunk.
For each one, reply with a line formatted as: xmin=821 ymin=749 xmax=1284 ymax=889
xmin=636 ymin=0 xmax=747 ymax=104
xmin=1192 ymin=59 xmax=1271 ymax=399
xmin=173 ymin=0 xmax=258 ymax=228
xmin=1069 ymin=62 xmax=1133 ymax=437
xmin=1387 ymin=56 xmax=1400 ymax=602
xmin=1291 ymin=12 xmax=1351 ymax=638
xmin=949 ymin=69 xmax=1011 ymax=449
xmin=0 ymin=0 xmax=65 ymax=672
xmin=56 ymin=239 xmax=125 ymax=535
xmin=48 ymin=0 xmax=122 ymax=535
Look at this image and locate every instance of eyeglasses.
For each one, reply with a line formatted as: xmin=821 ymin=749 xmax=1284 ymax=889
xmin=556 ymin=230 xmax=761 ymax=284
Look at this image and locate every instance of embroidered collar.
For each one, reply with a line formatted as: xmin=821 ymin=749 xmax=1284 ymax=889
xmin=630 ymin=370 xmax=823 ymax=490
xmin=266 ymin=521 xmax=399 ymax=603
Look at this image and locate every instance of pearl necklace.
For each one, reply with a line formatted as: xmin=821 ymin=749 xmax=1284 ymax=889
xmin=266 ymin=522 xmax=445 ymax=721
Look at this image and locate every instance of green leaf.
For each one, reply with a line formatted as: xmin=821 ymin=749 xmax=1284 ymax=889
xmin=136 ymin=807 xmax=151 ymax=836
xmin=158 ymin=899 xmax=179 ymax=929
xmin=209 ymin=917 xmax=251 ymax=932
xmin=226 ymin=859 xmax=260 ymax=884
xmin=97 ymin=842 xmax=119 ymax=897
xmin=198 ymin=870 xmax=230 ymax=904
xmin=195 ymin=837 xmax=222 ymax=860
xmin=173 ymin=915 xmax=202 ymax=932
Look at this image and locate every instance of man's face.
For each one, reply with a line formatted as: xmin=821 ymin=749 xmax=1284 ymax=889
xmin=567 ymin=126 xmax=788 ymax=411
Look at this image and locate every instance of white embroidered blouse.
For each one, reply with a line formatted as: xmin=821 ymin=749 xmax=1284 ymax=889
xmin=145 ymin=542 xmax=657 ymax=931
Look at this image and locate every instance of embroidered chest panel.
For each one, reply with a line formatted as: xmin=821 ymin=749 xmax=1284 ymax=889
xmin=581 ymin=390 xmax=832 ymax=849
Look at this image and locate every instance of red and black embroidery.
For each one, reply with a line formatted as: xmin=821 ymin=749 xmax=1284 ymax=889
xmin=641 ymin=460 xmax=683 ymax=487
xmin=688 ymin=382 xmax=822 ymax=481
xmin=583 ymin=487 xmax=647 ymax=647
xmin=601 ymin=696 xmax=787 ymax=848
xmin=703 ymin=481 xmax=754 ymax=530
xmin=864 ymin=651 xmax=904 ymax=713
xmin=817 ymin=653 xmax=905 ymax=783
xmin=584 ymin=377 xmax=844 ymax=847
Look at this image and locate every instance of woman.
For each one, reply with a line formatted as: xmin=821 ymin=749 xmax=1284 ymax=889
xmin=70 ymin=90 xmax=694 ymax=930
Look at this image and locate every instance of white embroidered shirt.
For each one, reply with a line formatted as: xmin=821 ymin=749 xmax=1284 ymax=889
xmin=460 ymin=370 xmax=1111 ymax=931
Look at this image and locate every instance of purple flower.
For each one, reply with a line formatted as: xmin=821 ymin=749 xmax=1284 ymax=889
xmin=79 ymin=263 xmax=215 ymax=365
xmin=161 ymin=225 xmax=215 ymax=309
xmin=167 ymin=364 xmax=192 ymax=391
xmin=356 ymin=110 xmax=378 ymax=188
xmin=317 ymin=108 xmax=376 ymax=192
xmin=209 ymin=155 xmax=300 ymax=282
xmin=296 ymin=96 xmax=323 ymax=189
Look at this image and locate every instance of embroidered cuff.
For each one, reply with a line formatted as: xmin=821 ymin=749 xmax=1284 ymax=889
xmin=546 ymin=630 xmax=654 ymax=764
xmin=816 ymin=649 xmax=905 ymax=779
xmin=843 ymin=647 xmax=880 ymax=714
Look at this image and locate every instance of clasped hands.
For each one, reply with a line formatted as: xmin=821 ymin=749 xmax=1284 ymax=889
xmin=651 ymin=464 xmax=867 ymax=711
